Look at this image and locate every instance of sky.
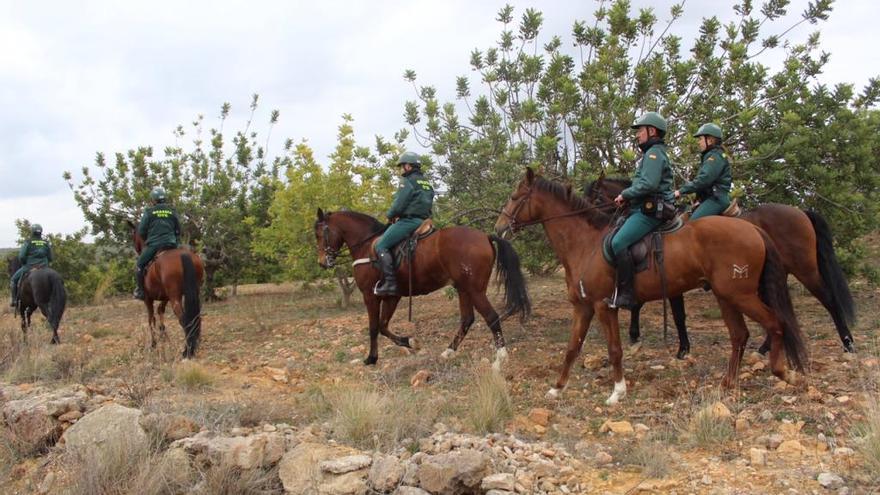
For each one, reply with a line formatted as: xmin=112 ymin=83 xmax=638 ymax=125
xmin=1 ymin=0 xmax=877 ymax=247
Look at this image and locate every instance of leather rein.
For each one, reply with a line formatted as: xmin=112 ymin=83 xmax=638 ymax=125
xmin=499 ymin=185 xmax=619 ymax=233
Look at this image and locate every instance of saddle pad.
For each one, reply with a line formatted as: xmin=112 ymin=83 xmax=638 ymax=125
xmin=602 ymin=214 xmax=684 ymax=268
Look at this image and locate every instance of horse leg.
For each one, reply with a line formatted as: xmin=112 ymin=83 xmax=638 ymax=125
xmin=628 ymin=302 xmax=643 ymax=344
xmin=471 ymin=291 xmax=508 ymax=371
xmin=715 ymin=298 xmax=749 ymax=389
xmin=378 ymin=297 xmax=410 ymax=347
xmin=364 ymin=296 xmax=381 ymax=365
xmin=596 ymin=303 xmax=626 ymax=405
xmin=19 ymin=306 xmax=28 ymax=342
xmin=145 ymin=300 xmax=158 ymax=349
xmin=443 ymin=290 xmax=475 ymax=359
xmin=168 ymin=297 xmax=195 ymax=359
xmin=547 ymin=303 xmax=595 ymax=400
xmin=670 ymin=295 xmax=690 ymax=359
xmin=731 ymin=295 xmax=794 ymax=384
xmin=157 ymin=301 xmax=169 ymax=341
xmin=37 ymin=303 xmax=58 ymax=345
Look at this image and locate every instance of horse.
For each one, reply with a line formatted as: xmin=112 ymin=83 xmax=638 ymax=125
xmin=315 ymin=208 xmax=531 ymax=368
xmin=585 ymin=177 xmax=856 ymax=357
xmin=7 ymin=256 xmax=67 ymax=344
xmin=126 ymin=220 xmax=204 ymax=358
xmin=495 ymin=168 xmax=808 ymax=404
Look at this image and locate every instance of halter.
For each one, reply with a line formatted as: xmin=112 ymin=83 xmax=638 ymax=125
xmin=500 ymin=184 xmax=619 ymax=233
xmin=318 ymin=220 xmax=382 ymax=268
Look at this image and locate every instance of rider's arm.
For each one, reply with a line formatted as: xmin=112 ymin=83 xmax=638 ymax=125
xmin=18 ymin=242 xmax=28 ymax=264
xmin=47 ymin=243 xmax=53 ymax=263
xmin=621 ymin=154 xmax=663 ymax=200
xmin=680 ymin=151 xmax=725 ymax=195
xmin=137 ymin=210 xmax=151 ymax=240
xmin=386 ymin=179 xmax=415 ymax=219
xmin=173 ymin=214 xmax=181 ymax=245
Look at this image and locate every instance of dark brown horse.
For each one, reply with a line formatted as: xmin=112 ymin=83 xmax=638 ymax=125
xmin=585 ymin=177 xmax=856 ymax=356
xmin=495 ymin=168 xmax=808 ymax=404
xmin=126 ymin=221 xmax=204 ymax=358
xmin=315 ymin=209 xmax=530 ymax=368
xmin=7 ymin=257 xmax=66 ymax=344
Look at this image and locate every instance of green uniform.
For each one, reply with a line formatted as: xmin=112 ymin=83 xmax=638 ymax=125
xmin=611 ymin=140 xmax=675 ymax=256
xmin=136 ymin=202 xmax=181 ymax=269
xmin=375 ymin=170 xmax=434 ymax=251
xmin=10 ymin=237 xmax=53 ymax=288
xmin=679 ymin=146 xmax=731 ymax=220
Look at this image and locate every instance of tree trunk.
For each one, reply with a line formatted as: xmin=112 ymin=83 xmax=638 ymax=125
xmin=335 ymin=268 xmax=355 ymax=308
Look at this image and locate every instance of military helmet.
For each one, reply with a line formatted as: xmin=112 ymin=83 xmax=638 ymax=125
xmin=397 ymin=151 xmax=422 ymax=166
xmin=31 ymin=224 xmax=43 ymax=235
xmin=630 ymin=111 xmax=668 ymax=133
xmin=150 ymin=186 xmax=167 ymax=202
xmin=693 ymin=122 xmax=723 ymax=140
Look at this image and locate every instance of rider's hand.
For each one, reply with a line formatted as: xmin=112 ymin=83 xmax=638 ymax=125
xmin=674 ymin=190 xmax=681 ymax=199
xmin=614 ymin=194 xmax=625 ymax=206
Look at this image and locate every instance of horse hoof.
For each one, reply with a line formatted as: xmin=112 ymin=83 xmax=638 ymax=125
xmin=545 ymin=388 xmax=562 ymax=400
xmin=605 ymin=380 xmax=627 ymax=405
xmin=629 ymin=335 xmax=640 ymax=345
xmin=758 ymin=343 xmax=770 ymax=355
xmin=676 ymin=348 xmax=690 ymax=360
xmin=399 ymin=336 xmax=413 ymax=348
xmin=492 ymin=347 xmax=509 ymax=372
xmin=440 ymin=348 xmax=455 ymax=360
xmin=363 ymin=356 xmax=378 ymax=366
xmin=843 ymin=342 xmax=855 ymax=353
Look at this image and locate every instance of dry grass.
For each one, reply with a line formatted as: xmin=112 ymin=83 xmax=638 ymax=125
xmin=120 ymin=364 xmax=157 ymax=408
xmin=621 ymin=441 xmax=672 ymax=478
xmin=679 ymin=394 xmax=735 ymax=448
xmin=174 ymin=361 xmax=215 ymax=391
xmin=466 ymin=368 xmax=513 ymax=434
xmin=192 ymin=462 xmax=279 ymax=495
xmin=854 ymin=340 xmax=880 ymax=481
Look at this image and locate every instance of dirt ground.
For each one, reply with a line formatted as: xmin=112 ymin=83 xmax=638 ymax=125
xmin=1 ymin=272 xmax=879 ymax=493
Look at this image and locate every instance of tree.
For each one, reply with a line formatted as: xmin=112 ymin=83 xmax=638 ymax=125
xmin=65 ymin=95 xmax=284 ymax=298
xmin=405 ymin=1 xmax=880 ymax=275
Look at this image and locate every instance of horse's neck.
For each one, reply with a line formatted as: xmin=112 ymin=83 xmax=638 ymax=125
xmin=538 ymin=197 xmax=606 ymax=269
xmin=338 ymin=217 xmax=379 ymax=258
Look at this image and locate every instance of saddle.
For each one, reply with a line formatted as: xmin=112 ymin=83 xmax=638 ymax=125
xmin=19 ymin=265 xmax=46 ymax=286
xmin=144 ymin=246 xmax=177 ymax=273
xmin=602 ymin=215 xmax=685 ymax=273
xmin=368 ymin=218 xmax=436 ymax=269
xmin=722 ymin=198 xmax=742 ymax=217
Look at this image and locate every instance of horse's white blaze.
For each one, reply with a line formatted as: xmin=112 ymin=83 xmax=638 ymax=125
xmin=605 ymin=379 xmax=627 ymax=405
xmin=440 ymin=348 xmax=455 ymax=360
xmin=546 ymin=387 xmax=562 ymax=400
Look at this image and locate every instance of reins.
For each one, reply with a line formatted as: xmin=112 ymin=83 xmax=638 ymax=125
xmin=500 ymin=185 xmax=620 ymax=232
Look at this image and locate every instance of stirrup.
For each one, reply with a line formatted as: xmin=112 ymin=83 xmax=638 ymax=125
xmin=373 ymin=280 xmax=398 ymax=296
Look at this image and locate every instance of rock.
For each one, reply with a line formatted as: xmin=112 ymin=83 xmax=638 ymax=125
xmin=749 ymin=448 xmax=768 ymax=466
xmin=735 ymin=418 xmax=749 ymax=432
xmin=264 ymin=366 xmax=289 ymax=383
xmin=1 ymin=387 xmax=86 ymax=452
xmin=278 ymin=442 xmax=365 ymax=494
xmin=759 ymin=410 xmax=774 ymax=422
xmin=745 ymin=351 xmax=762 ymax=365
xmin=833 ymin=447 xmax=855 ymax=457
xmin=599 ymin=420 xmax=634 ymax=435
xmin=530 ymin=459 xmax=557 ymax=478
xmin=817 ymin=472 xmax=844 ymax=489
xmin=594 ymin=451 xmax=613 ymax=465
xmin=418 ymin=449 xmax=490 ymax=494
xmin=320 ymin=472 xmax=368 ymax=495
xmin=321 ymin=455 xmax=372 ymax=474
xmin=482 ymin=473 xmax=515 ymax=491
xmin=394 ymin=488 xmax=430 ymax=495
xmin=63 ymin=403 xmax=147 ymax=456
xmin=37 ymin=472 xmax=55 ymax=495
xmin=768 ymin=434 xmax=784 ymax=450
xmin=58 ymin=410 xmax=83 ymax=422
xmin=172 ymin=430 xmax=285 ymax=469
xmin=709 ymin=401 xmax=732 ymax=419
xmin=370 ymin=454 xmax=404 ymax=492
xmin=410 ymin=370 xmax=432 ymax=387
xmin=140 ymin=413 xmax=199 ymax=443
xmin=776 ymin=440 xmax=805 ymax=458
xmin=835 ymin=395 xmax=850 ymax=404
xmin=779 ymin=420 xmax=805 ymax=437
xmin=528 ymin=408 xmax=552 ymax=427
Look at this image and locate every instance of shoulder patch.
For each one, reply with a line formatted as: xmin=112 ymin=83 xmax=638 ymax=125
xmin=648 ymin=154 xmax=657 ymax=159
xmin=708 ymin=157 xmax=715 ymax=161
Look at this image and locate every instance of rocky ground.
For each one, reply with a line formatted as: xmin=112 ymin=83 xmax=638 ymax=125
xmin=0 ymin=273 xmax=878 ymax=494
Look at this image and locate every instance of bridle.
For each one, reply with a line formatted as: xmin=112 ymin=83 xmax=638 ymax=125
xmin=318 ymin=220 xmax=382 ymax=268
xmin=499 ymin=183 xmax=619 ymax=234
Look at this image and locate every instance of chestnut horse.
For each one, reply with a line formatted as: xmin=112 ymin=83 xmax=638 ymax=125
xmin=126 ymin=220 xmax=204 ymax=358
xmin=585 ymin=177 xmax=856 ymax=356
xmin=315 ymin=209 xmax=530 ymax=368
xmin=495 ymin=168 xmax=807 ymax=404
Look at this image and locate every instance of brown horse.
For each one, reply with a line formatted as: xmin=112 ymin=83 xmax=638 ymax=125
xmin=585 ymin=177 xmax=856 ymax=356
xmin=315 ymin=209 xmax=530 ymax=368
xmin=7 ymin=257 xmax=66 ymax=344
xmin=495 ymin=168 xmax=808 ymax=404
xmin=127 ymin=220 xmax=204 ymax=358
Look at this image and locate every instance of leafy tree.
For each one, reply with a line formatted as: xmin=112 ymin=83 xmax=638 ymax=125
xmin=65 ymin=95 xmax=284 ymax=298
xmin=405 ymin=1 xmax=880 ymax=275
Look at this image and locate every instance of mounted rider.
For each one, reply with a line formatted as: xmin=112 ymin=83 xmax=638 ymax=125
xmin=373 ymin=151 xmax=435 ymax=297
xmin=9 ymin=224 xmax=53 ymax=307
xmin=674 ymin=122 xmax=732 ymax=220
xmin=607 ymin=111 xmax=675 ymax=309
xmin=134 ymin=186 xmax=181 ymax=300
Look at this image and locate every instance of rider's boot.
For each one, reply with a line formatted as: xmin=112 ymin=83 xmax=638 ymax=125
xmin=9 ymin=283 xmax=16 ymax=308
xmin=133 ymin=267 xmax=145 ymax=300
xmin=373 ymin=249 xmax=399 ymax=297
xmin=605 ymin=249 xmax=638 ymax=310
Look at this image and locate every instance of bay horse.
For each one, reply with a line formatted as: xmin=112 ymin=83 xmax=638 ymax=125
xmin=495 ymin=168 xmax=808 ymax=404
xmin=315 ymin=209 xmax=531 ymax=368
xmin=126 ymin=220 xmax=204 ymax=358
xmin=7 ymin=257 xmax=66 ymax=344
xmin=585 ymin=177 xmax=856 ymax=357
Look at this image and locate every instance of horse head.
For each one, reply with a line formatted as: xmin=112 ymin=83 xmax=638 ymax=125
xmin=6 ymin=255 xmax=20 ymax=277
xmin=494 ymin=167 xmax=539 ymax=237
xmin=126 ymin=219 xmax=144 ymax=255
xmin=315 ymin=208 xmax=343 ymax=269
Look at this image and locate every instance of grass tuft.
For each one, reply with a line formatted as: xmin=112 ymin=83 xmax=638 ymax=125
xmin=174 ymin=361 xmax=215 ymax=391
xmin=192 ymin=462 xmax=279 ymax=495
xmin=679 ymin=395 xmax=734 ymax=448
xmin=466 ymin=368 xmax=513 ymax=434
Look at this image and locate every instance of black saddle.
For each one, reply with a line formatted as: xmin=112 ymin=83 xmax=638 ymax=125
xmin=602 ymin=215 xmax=685 ymax=272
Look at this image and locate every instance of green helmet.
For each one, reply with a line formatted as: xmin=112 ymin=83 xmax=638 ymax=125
xmin=693 ymin=122 xmax=723 ymax=140
xmin=150 ymin=186 xmax=167 ymax=202
xmin=31 ymin=224 xmax=43 ymax=235
xmin=397 ymin=151 xmax=422 ymax=166
xmin=630 ymin=111 xmax=668 ymax=133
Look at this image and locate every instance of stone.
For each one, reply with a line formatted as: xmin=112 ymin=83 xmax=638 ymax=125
xmin=749 ymin=448 xmax=768 ymax=466
xmin=599 ymin=420 xmax=634 ymax=435
xmin=410 ymin=370 xmax=432 ymax=387
xmin=57 ymin=410 xmax=83 ymax=422
xmin=140 ymin=413 xmax=199 ymax=443
xmin=2 ymin=387 xmax=86 ymax=452
xmin=709 ymin=401 xmax=732 ymax=419
xmin=418 ymin=449 xmax=490 ymax=494
xmin=321 ymin=455 xmax=372 ymax=474
xmin=320 ymin=472 xmax=368 ymax=495
xmin=63 ymin=403 xmax=147 ymax=456
xmin=172 ymin=430 xmax=285 ymax=469
xmin=768 ymin=434 xmax=784 ymax=450
xmin=835 ymin=395 xmax=851 ymax=404
xmin=394 ymin=488 xmax=430 ymax=495
xmin=779 ymin=420 xmax=805 ymax=437
xmin=817 ymin=472 xmax=844 ymax=489
xmin=833 ymin=447 xmax=855 ymax=457
xmin=370 ymin=454 xmax=405 ymax=492
xmin=278 ymin=442 xmax=364 ymax=494
xmin=264 ymin=366 xmax=289 ymax=383
xmin=481 ymin=473 xmax=515 ymax=491
xmin=37 ymin=472 xmax=55 ymax=495
xmin=735 ymin=418 xmax=749 ymax=432
xmin=759 ymin=410 xmax=774 ymax=422
xmin=528 ymin=408 xmax=552 ymax=427
xmin=594 ymin=451 xmax=613 ymax=465
xmin=776 ymin=440 xmax=805 ymax=457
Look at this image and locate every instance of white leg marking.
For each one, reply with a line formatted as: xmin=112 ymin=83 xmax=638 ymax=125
xmin=605 ymin=379 xmax=627 ymax=405
xmin=546 ymin=387 xmax=562 ymax=400
xmin=440 ymin=348 xmax=455 ymax=360
xmin=492 ymin=347 xmax=509 ymax=371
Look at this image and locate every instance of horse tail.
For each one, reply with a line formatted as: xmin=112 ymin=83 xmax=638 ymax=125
xmin=804 ymin=210 xmax=856 ymax=327
xmin=181 ymin=253 xmax=201 ymax=356
xmin=489 ymin=235 xmax=531 ymax=322
xmin=758 ymin=230 xmax=808 ymax=372
xmin=48 ymin=272 xmax=67 ymax=332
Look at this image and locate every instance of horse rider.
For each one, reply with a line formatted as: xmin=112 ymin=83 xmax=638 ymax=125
xmin=134 ymin=186 xmax=181 ymax=300
xmin=608 ymin=111 xmax=675 ymax=309
xmin=674 ymin=122 xmax=732 ymax=219
xmin=373 ymin=151 xmax=435 ymax=296
xmin=10 ymin=224 xmax=53 ymax=307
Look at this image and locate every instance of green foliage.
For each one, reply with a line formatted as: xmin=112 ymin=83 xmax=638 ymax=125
xmin=406 ymin=1 xmax=880 ymax=275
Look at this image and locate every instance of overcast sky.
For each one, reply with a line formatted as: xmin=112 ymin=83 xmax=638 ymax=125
xmin=1 ymin=0 xmax=877 ymax=247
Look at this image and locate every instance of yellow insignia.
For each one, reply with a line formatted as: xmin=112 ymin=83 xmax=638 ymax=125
xmin=708 ymin=157 xmax=715 ymax=161
xmin=649 ymin=154 xmax=657 ymax=159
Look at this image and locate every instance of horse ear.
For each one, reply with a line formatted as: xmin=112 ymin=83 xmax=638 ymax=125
xmin=525 ymin=167 xmax=535 ymax=184
xmin=317 ymin=208 xmax=324 ymax=220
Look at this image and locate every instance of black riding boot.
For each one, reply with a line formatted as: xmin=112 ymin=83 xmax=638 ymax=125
xmin=605 ymin=250 xmax=637 ymax=309
xmin=9 ymin=283 xmax=16 ymax=308
xmin=133 ymin=268 xmax=145 ymax=300
xmin=373 ymin=250 xmax=398 ymax=296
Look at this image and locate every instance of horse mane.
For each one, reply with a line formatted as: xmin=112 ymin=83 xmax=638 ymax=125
xmin=319 ymin=210 xmax=387 ymax=235
xmin=533 ymin=177 xmax=611 ymax=228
